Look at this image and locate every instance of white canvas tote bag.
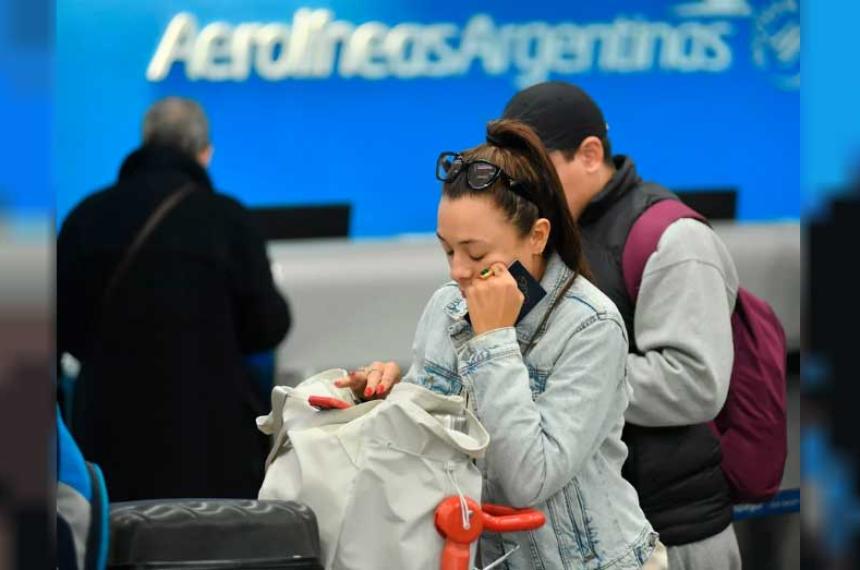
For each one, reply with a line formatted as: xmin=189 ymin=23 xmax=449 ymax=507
xmin=257 ymin=369 xmax=490 ymax=570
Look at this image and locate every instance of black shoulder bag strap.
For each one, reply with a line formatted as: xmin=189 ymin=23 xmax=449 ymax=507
xmin=101 ymin=181 xmax=197 ymax=310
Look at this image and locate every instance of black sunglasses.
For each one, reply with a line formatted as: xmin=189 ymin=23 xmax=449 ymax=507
xmin=435 ymin=151 xmax=538 ymax=208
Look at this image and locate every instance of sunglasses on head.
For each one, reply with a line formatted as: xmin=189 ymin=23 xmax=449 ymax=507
xmin=435 ymin=151 xmax=538 ymax=208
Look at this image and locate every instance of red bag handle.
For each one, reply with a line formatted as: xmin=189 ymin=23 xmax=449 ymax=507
xmin=307 ymin=395 xmax=352 ymax=410
xmin=435 ymin=497 xmax=546 ymax=570
xmin=480 ymin=503 xmax=546 ymax=533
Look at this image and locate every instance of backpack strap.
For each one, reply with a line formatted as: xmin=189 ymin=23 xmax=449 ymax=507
xmin=621 ymin=199 xmax=707 ymax=303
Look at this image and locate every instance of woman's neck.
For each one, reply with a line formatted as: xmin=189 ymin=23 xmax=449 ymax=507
xmin=530 ymin=255 xmax=548 ymax=282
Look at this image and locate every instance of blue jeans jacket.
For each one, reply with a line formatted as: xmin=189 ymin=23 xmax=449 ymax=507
xmin=405 ymin=253 xmax=657 ymax=569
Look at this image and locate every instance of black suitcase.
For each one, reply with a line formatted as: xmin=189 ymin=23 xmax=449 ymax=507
xmin=108 ymin=499 xmax=322 ymax=569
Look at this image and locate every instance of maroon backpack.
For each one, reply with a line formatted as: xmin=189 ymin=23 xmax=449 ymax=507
xmin=621 ymin=199 xmax=788 ymax=504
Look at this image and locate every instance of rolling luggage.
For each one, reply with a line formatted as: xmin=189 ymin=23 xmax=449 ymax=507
xmin=108 ymin=499 xmax=322 ymax=569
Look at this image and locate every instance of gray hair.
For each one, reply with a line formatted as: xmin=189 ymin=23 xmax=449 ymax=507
xmin=142 ymin=97 xmax=210 ymax=157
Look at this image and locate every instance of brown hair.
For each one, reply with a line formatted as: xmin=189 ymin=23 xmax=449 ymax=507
xmin=442 ymin=119 xmax=591 ymax=280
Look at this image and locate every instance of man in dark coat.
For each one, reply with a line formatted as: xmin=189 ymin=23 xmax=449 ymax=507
xmin=57 ymin=97 xmax=291 ymax=501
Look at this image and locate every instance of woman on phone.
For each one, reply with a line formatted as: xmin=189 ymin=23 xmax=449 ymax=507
xmin=339 ymin=119 xmax=664 ymax=569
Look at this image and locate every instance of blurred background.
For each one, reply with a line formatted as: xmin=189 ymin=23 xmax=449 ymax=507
xmin=800 ymin=1 xmax=860 ymax=568
xmin=0 ymin=0 xmax=52 ymax=567
xmin=7 ymin=0 xmax=856 ymax=568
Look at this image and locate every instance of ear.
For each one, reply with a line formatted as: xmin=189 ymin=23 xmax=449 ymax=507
xmin=576 ymin=136 xmax=605 ymax=174
xmin=529 ymin=218 xmax=551 ymax=255
xmin=198 ymin=145 xmax=214 ymax=167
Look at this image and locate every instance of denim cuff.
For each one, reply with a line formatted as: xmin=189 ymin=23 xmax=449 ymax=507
xmin=457 ymin=327 xmax=520 ymax=374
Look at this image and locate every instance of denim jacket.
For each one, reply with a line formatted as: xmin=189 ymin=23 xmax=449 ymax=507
xmin=404 ymin=253 xmax=658 ymax=569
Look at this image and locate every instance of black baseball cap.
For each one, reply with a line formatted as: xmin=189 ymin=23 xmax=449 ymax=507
xmin=502 ymin=81 xmax=607 ymax=152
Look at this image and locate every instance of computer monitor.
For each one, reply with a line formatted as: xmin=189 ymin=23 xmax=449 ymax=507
xmin=251 ymin=203 xmax=351 ymax=241
xmin=674 ymin=188 xmax=737 ymax=221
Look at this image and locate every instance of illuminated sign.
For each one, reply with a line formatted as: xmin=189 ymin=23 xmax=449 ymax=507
xmin=146 ymin=1 xmax=798 ymax=90
xmin=146 ymin=9 xmax=736 ymax=88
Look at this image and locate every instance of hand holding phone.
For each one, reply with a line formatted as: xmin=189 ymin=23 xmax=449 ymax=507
xmin=464 ymin=260 xmax=546 ymax=331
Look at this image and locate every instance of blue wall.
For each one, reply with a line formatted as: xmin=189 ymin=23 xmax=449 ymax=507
xmin=802 ymin=0 xmax=860 ymax=214
xmin=56 ymin=0 xmax=801 ymax=236
xmin=0 ymin=0 xmax=51 ymax=219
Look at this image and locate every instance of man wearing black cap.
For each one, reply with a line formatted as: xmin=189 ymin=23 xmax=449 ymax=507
xmin=503 ymin=82 xmax=741 ymax=569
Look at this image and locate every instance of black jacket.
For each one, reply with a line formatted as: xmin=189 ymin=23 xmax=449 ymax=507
xmin=579 ymin=156 xmax=732 ymax=545
xmin=58 ymin=145 xmax=291 ymax=501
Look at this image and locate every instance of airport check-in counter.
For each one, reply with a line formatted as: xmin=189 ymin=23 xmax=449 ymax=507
xmin=269 ymin=222 xmax=801 ymax=382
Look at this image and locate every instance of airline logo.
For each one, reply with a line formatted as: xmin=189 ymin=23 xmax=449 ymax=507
xmin=146 ymin=1 xmax=798 ymax=90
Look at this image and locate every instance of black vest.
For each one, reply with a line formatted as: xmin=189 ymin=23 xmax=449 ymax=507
xmin=579 ymin=156 xmax=732 ymax=546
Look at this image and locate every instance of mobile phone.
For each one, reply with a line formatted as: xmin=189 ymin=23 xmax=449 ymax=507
xmin=507 ymin=260 xmax=547 ymax=324
xmin=465 ymin=260 xmax=547 ymax=326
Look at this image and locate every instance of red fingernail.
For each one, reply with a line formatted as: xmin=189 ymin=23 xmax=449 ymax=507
xmin=376 ymin=385 xmax=386 ymax=396
xmin=364 ymin=387 xmax=373 ymax=398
